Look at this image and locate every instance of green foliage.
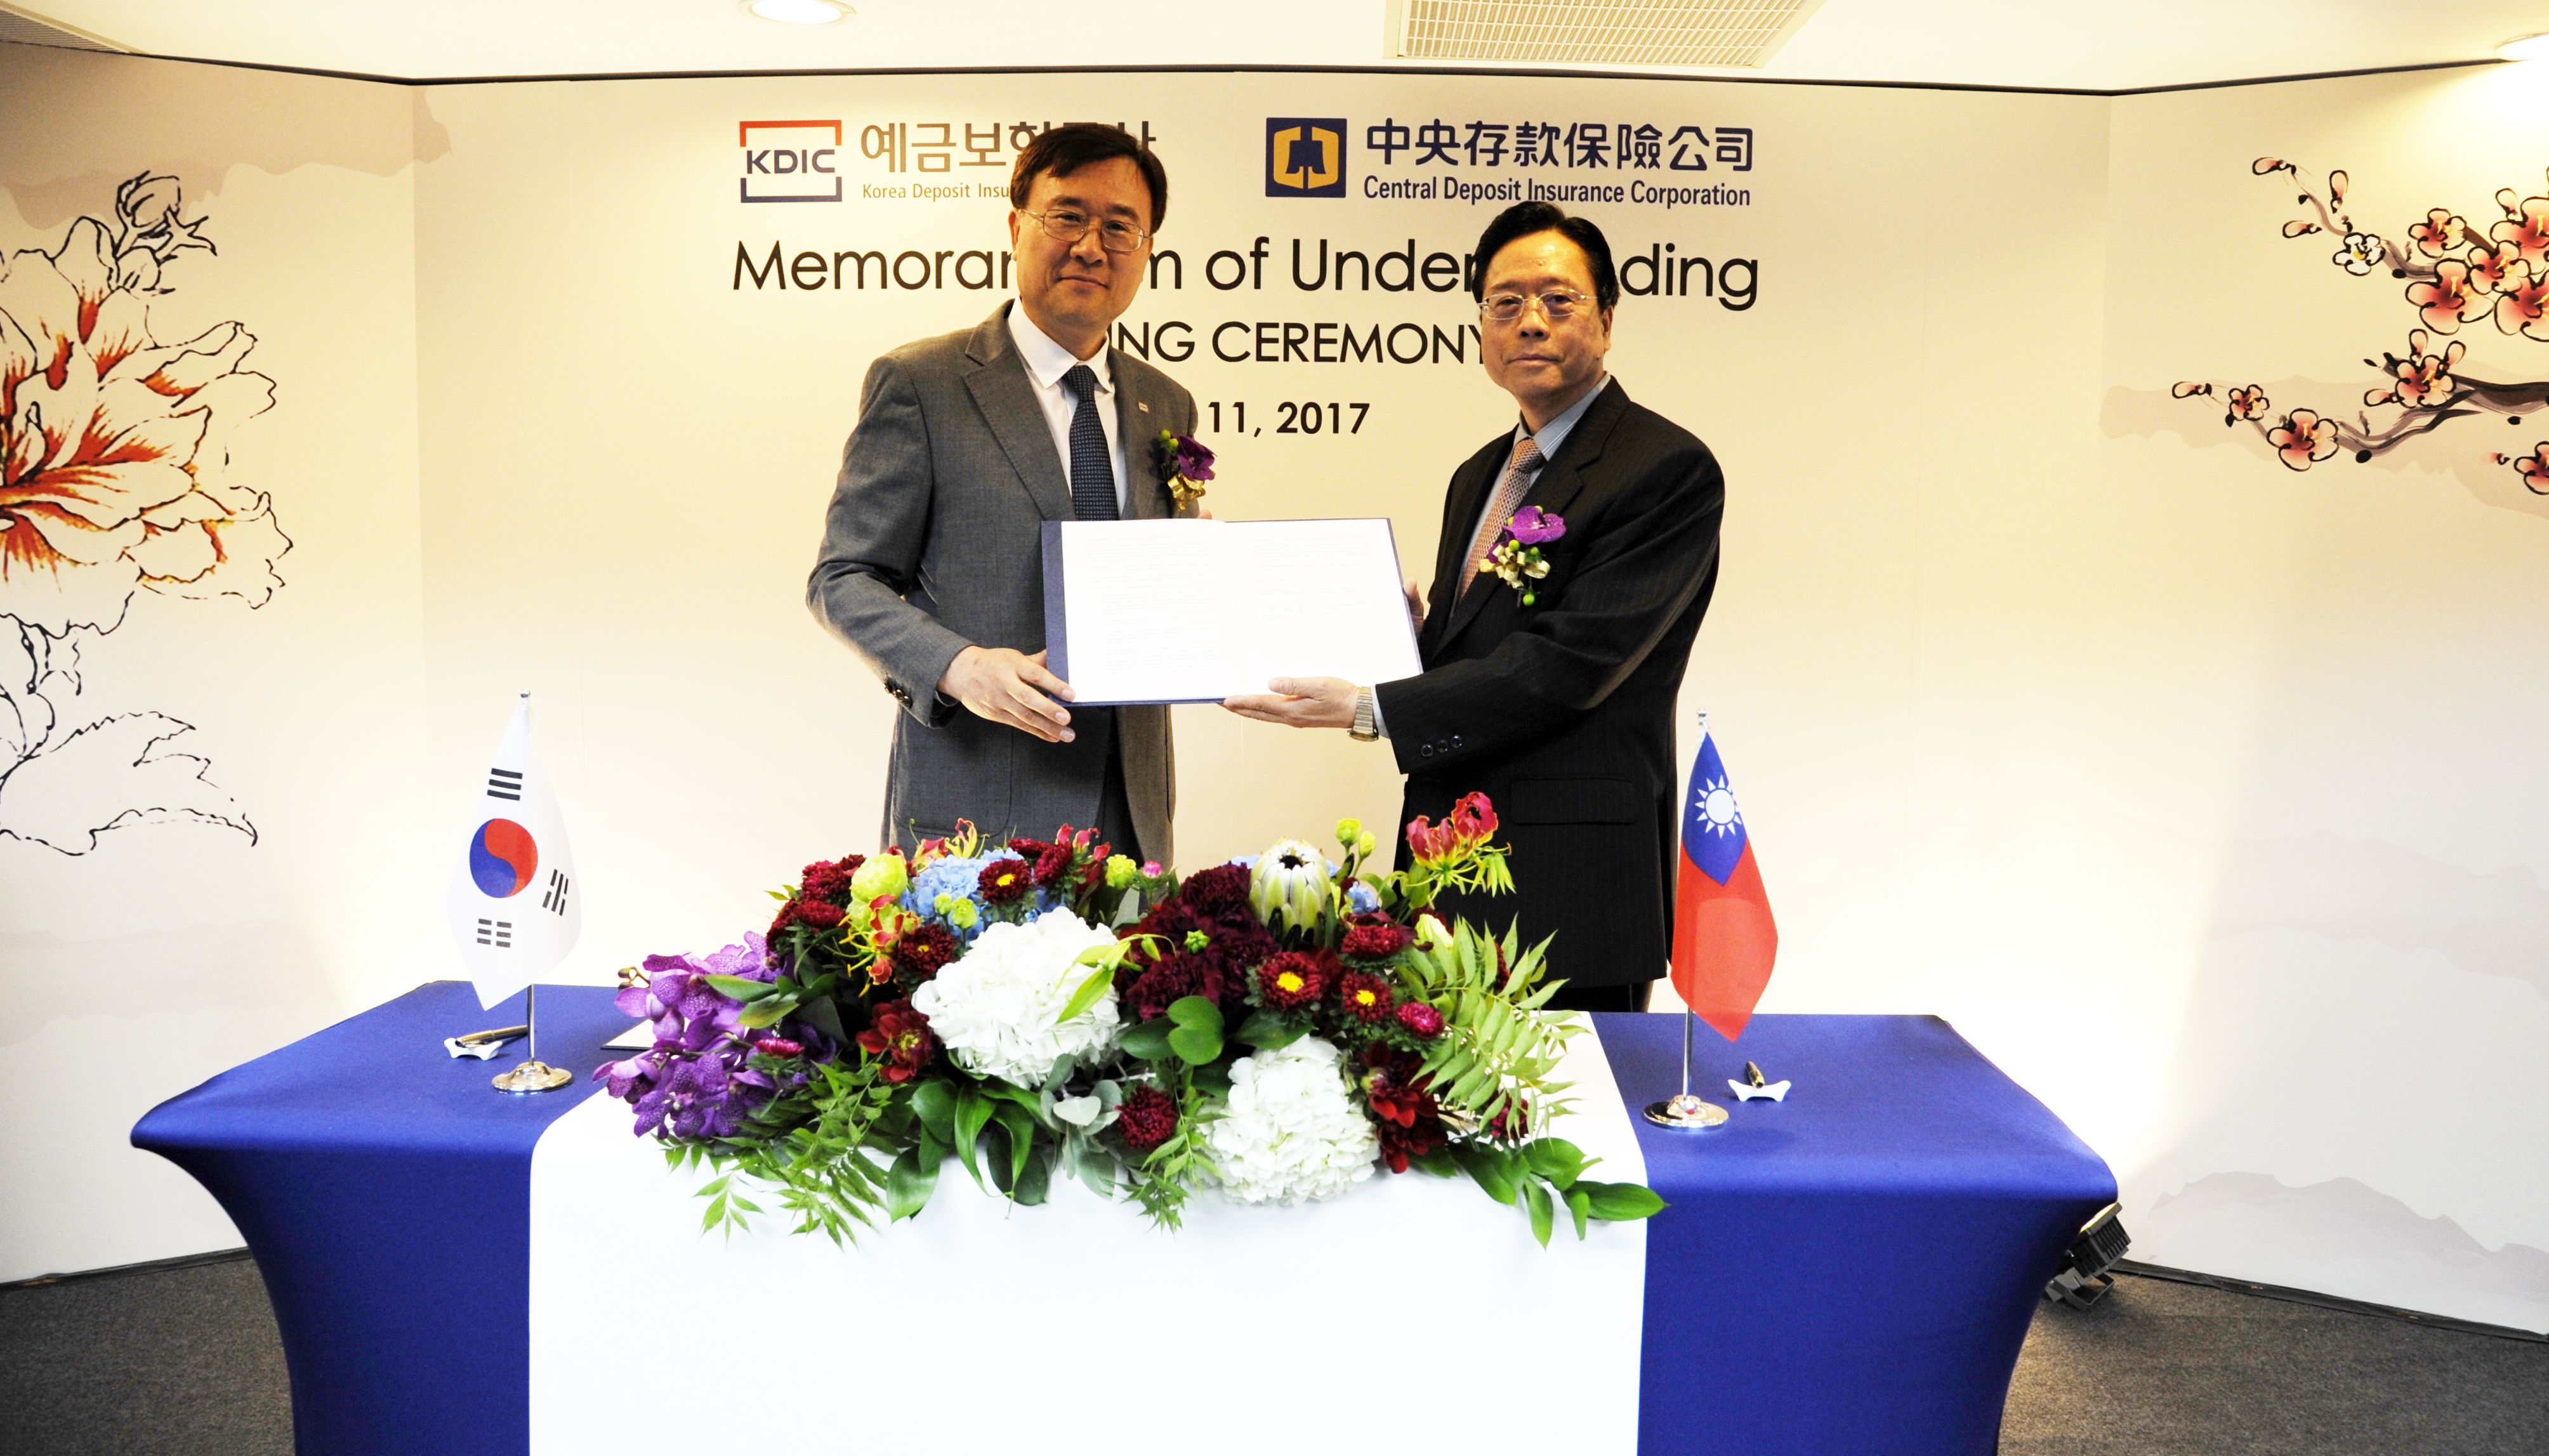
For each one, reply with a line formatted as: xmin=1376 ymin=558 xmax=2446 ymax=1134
xmin=1121 ymin=1069 xmax=1217 ymax=1230
xmin=683 ymin=1059 xmax=902 ymax=1244
xmin=1452 ymin=1135 xmax=1665 ymax=1245
xmin=1164 ymin=995 xmax=1223 ymax=1065
xmin=1403 ymin=918 xmax=1575 ymax=1128
xmin=1232 ymin=1008 xmax=1307 ymax=1051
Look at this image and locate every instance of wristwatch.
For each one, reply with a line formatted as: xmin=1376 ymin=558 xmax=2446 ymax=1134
xmin=1350 ymin=686 xmax=1380 ymax=742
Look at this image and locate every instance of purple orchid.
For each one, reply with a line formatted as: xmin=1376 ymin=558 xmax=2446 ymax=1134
xmin=1505 ymin=506 xmax=1566 ymax=546
xmin=596 ymin=935 xmax=790 ymax=1140
xmin=1169 ymin=432 xmax=1215 ymax=482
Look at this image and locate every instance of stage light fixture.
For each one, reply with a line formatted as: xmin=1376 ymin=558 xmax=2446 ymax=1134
xmin=2500 ymin=33 xmax=2549 ymax=62
xmin=2042 ymin=1202 xmax=2131 ymax=1311
xmin=744 ymin=0 xmax=851 ymax=24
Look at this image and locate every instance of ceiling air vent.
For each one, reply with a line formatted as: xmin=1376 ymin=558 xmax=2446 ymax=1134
xmin=1387 ymin=0 xmax=1826 ymax=68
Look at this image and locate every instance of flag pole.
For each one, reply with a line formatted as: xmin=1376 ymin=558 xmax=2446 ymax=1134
xmin=1645 ymin=707 xmax=1730 ymax=1131
xmin=493 ymin=981 xmax=573 ymax=1093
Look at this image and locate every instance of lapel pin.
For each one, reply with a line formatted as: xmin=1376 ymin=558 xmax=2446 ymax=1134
xmin=1138 ymin=402 xmax=1150 ymax=413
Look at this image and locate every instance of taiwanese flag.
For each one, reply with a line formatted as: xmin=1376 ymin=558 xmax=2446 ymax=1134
xmin=1670 ymin=730 xmax=1778 ymax=1041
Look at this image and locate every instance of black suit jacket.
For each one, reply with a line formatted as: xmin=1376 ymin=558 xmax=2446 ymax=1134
xmin=1374 ymin=380 xmax=1723 ymax=989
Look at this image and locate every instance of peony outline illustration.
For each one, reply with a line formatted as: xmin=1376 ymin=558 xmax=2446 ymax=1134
xmin=0 ymin=174 xmax=289 ymax=853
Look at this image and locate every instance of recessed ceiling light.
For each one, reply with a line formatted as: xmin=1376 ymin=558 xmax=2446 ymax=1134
xmin=2499 ymin=32 xmax=2549 ymax=61
xmin=743 ymin=0 xmax=851 ymax=24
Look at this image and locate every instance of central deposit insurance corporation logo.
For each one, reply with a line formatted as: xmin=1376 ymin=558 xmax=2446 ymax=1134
xmin=1265 ymin=117 xmax=1347 ymax=198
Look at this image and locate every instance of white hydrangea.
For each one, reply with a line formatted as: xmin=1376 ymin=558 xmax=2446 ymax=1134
xmin=908 ymin=908 xmax=1121 ymax=1087
xmin=1205 ymin=1037 xmax=1380 ymax=1205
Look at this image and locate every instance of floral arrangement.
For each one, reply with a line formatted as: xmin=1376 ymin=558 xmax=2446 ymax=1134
xmin=1486 ymin=505 xmax=1566 ymax=605
xmin=597 ymin=796 xmax=1663 ymax=1245
xmin=1154 ymin=429 xmax=1214 ymax=512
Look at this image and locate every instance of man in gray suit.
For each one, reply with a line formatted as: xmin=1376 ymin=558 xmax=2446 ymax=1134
xmin=808 ymin=124 xmax=1197 ymax=864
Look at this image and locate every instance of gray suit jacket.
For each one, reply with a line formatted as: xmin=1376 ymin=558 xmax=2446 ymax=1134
xmin=807 ymin=303 xmax=1197 ymax=863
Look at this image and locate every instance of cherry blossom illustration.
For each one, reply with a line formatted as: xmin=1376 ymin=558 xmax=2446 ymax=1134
xmin=1 ymin=174 xmax=289 ymax=853
xmin=2173 ymin=160 xmax=2549 ymax=487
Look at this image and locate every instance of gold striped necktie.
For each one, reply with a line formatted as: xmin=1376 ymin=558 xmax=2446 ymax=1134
xmin=1459 ymin=435 xmax=1545 ymax=596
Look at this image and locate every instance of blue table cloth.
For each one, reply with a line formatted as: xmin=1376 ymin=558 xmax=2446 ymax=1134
xmin=135 ymin=988 xmax=2112 ymax=1456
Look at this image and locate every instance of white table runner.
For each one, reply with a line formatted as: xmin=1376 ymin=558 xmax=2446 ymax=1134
xmin=528 ymin=1015 xmax=1647 ymax=1453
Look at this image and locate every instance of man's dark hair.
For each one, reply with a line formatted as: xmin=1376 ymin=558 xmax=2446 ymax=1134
xmin=1470 ymin=201 xmax=1618 ymax=311
xmin=1009 ymin=123 xmax=1169 ymax=232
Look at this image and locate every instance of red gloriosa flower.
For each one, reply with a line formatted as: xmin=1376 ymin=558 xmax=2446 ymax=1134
xmin=1116 ymin=1085 xmax=1178 ymax=1151
xmin=855 ymin=999 xmax=936 ymax=1082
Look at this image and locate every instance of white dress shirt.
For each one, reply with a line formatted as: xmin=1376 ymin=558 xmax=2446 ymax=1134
xmin=1006 ymin=303 xmax=1128 ymax=514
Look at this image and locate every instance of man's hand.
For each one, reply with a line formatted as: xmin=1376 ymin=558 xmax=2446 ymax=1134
xmin=1223 ymin=676 xmax=1359 ymax=730
xmin=940 ymin=646 xmax=1076 ymax=743
xmin=1404 ymin=579 xmax=1426 ymax=630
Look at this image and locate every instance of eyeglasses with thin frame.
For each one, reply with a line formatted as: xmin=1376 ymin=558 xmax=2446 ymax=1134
xmin=1479 ymin=289 xmax=1593 ymax=324
xmin=1018 ymin=206 xmax=1150 ymax=255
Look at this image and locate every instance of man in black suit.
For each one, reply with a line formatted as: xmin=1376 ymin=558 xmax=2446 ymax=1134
xmin=1225 ymin=201 xmax=1723 ymax=1012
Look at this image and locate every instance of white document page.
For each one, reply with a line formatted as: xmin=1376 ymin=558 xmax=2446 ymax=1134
xmin=1049 ymin=518 xmax=1423 ymax=705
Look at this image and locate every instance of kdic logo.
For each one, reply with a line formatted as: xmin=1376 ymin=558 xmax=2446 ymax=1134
xmin=739 ymin=119 xmax=843 ymax=202
xmin=1265 ymin=117 xmax=1347 ymax=198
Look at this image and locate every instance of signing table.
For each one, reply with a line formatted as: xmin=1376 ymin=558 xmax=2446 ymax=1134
xmin=135 ymin=983 xmax=2112 ymax=1456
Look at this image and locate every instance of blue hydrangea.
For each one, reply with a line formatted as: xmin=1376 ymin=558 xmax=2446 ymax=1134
xmin=904 ymin=849 xmax=1025 ymax=944
xmin=1345 ymin=877 xmax=1381 ymax=915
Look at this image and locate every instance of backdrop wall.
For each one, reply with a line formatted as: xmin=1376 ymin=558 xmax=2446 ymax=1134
xmin=3 ymin=43 xmax=2541 ymax=1333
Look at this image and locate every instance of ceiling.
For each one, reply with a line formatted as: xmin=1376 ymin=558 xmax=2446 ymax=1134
xmin=3 ymin=0 xmax=2547 ymax=91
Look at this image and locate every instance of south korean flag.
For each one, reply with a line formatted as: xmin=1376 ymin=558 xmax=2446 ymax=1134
xmin=445 ymin=694 xmax=581 ymax=1008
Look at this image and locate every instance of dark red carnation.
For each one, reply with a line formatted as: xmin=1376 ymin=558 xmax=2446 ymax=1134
xmin=1116 ymin=1085 xmax=1178 ymax=1152
xmin=1341 ymin=919 xmax=1415 ymax=961
xmin=889 ymin=922 xmax=958 ymax=983
xmin=798 ymin=855 xmax=864 ymax=903
xmin=1123 ymin=951 xmax=1223 ymax=1023
xmin=855 ymin=999 xmax=937 ymax=1083
xmin=1034 ymin=844 xmax=1074 ymax=886
xmin=1395 ymin=1000 xmax=1445 ymax=1038
xmin=1255 ymin=950 xmax=1332 ymax=1010
xmin=765 ymin=895 xmax=842 ymax=940
xmin=1337 ymin=971 xmax=1395 ymax=1023
xmin=977 ymin=858 xmax=1032 ymax=904
xmin=1177 ymin=862 xmax=1251 ymax=914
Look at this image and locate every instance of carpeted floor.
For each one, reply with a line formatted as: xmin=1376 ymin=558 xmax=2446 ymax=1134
xmin=1999 ymin=1274 xmax=2548 ymax=1455
xmin=1 ymin=1257 xmax=2541 ymax=1453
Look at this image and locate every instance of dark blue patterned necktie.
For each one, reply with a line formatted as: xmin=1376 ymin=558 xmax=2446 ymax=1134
xmin=1061 ymin=364 xmax=1118 ymax=521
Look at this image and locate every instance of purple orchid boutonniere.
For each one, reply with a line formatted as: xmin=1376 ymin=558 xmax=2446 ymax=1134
xmin=1486 ymin=506 xmax=1565 ymax=606
xmin=1154 ymin=430 xmax=1215 ymax=512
